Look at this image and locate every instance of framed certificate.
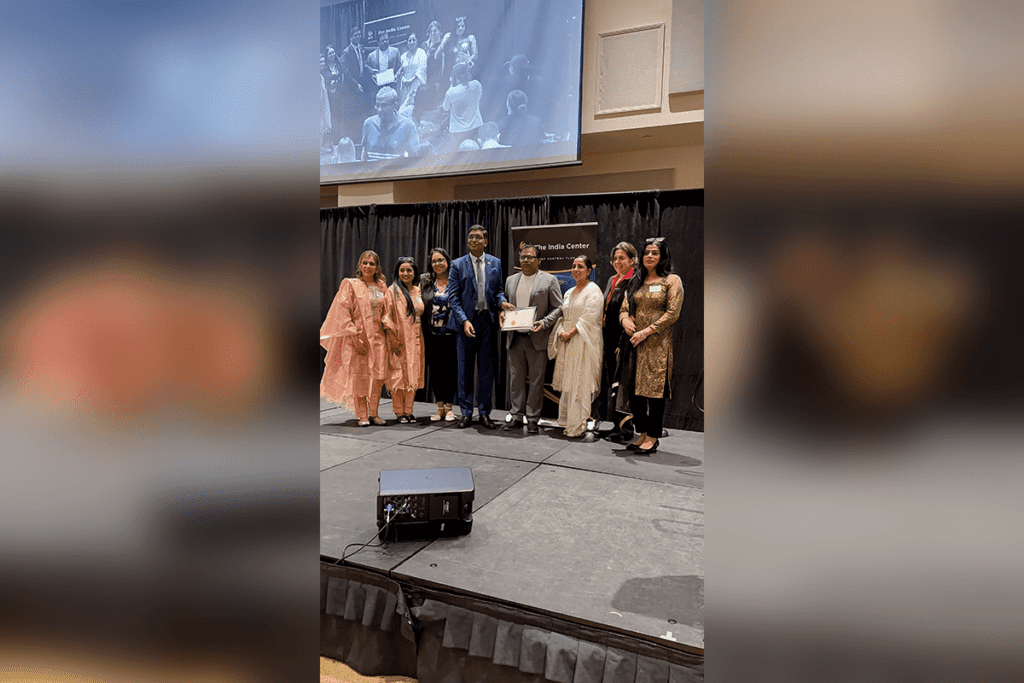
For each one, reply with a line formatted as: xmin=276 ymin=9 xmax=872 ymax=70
xmin=501 ymin=307 xmax=536 ymax=331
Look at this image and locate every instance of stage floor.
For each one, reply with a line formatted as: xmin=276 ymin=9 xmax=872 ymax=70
xmin=321 ymin=397 xmax=704 ymax=654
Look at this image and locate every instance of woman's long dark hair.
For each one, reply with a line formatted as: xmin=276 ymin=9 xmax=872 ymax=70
xmin=422 ymin=247 xmax=451 ymax=288
xmin=391 ymin=256 xmax=420 ymax=318
xmin=625 ymin=237 xmax=673 ymax=315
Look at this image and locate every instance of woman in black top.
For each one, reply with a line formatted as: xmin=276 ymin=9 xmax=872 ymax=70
xmin=419 ymin=20 xmax=448 ymax=116
xmin=420 ymin=247 xmax=458 ymax=421
xmin=598 ymin=242 xmax=637 ymax=441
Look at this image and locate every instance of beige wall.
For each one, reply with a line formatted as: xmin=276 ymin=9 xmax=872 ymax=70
xmin=323 ymin=0 xmax=703 ymax=209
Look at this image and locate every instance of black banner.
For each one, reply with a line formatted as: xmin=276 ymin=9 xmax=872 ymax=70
xmin=510 ymin=222 xmax=598 ymax=281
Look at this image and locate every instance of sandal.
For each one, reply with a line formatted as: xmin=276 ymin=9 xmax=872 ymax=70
xmin=358 ymin=419 xmax=370 ymax=427
xmin=430 ymin=405 xmax=445 ymax=422
xmin=445 ymin=410 xmax=456 ymax=422
xmin=397 ymin=415 xmax=409 ymax=424
xmin=369 ymin=416 xmax=386 ymax=426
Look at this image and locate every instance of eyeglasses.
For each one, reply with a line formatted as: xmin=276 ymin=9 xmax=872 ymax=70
xmin=467 ymin=235 xmax=485 ymax=241
xmin=519 ymin=255 xmax=538 ymax=261
xmin=431 ymin=259 xmax=447 ymax=265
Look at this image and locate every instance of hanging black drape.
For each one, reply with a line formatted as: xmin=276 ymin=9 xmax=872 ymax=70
xmin=658 ymin=191 xmax=704 ymax=432
xmin=321 ymin=189 xmax=703 ymax=431
xmin=321 ymin=1 xmax=363 ymax=56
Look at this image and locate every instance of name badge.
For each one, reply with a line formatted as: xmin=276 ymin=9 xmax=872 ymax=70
xmin=649 ymin=284 xmax=662 ymax=293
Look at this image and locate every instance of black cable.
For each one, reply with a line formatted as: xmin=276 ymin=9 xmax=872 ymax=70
xmin=340 ymin=528 xmax=387 ymax=562
xmin=340 ymin=502 xmax=408 ymax=562
xmin=340 ymin=509 xmax=390 ymax=561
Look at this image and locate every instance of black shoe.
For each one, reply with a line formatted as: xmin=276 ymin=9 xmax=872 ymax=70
xmin=480 ymin=414 xmax=496 ymax=430
xmin=503 ymin=417 xmax=523 ymax=432
xmin=456 ymin=416 xmax=472 ymax=429
xmin=527 ymin=420 xmax=539 ymax=434
xmin=625 ymin=438 xmax=644 ymax=451
xmin=636 ymin=439 xmax=659 ymax=455
xmin=605 ymin=430 xmax=633 ymax=444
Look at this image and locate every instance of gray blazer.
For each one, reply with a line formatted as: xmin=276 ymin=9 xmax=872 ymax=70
xmin=504 ymin=270 xmax=564 ymax=351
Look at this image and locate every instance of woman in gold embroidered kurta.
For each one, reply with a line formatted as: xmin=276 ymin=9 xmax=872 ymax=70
xmin=619 ymin=238 xmax=683 ymax=454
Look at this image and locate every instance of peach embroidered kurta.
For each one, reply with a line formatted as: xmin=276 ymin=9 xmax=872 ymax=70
xmin=386 ymin=284 xmax=425 ymax=392
xmin=320 ymin=278 xmax=396 ymax=410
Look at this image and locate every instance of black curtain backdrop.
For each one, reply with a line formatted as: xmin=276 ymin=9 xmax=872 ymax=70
xmin=321 ymin=1 xmax=363 ymax=57
xmin=321 ymin=189 xmax=703 ymax=432
xmin=657 ymin=194 xmax=704 ymax=432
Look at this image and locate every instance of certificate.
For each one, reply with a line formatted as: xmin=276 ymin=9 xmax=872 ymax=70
xmin=374 ymin=68 xmax=395 ymax=86
xmin=501 ymin=307 xmax=536 ymax=331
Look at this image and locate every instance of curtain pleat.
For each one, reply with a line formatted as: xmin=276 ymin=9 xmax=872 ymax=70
xmin=636 ymin=655 xmax=671 ymax=683
xmin=658 ymin=193 xmax=704 ymax=431
xmin=320 ymin=1 xmax=362 ymax=57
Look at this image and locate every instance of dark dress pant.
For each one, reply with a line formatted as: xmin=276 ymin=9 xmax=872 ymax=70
xmin=456 ymin=310 xmax=496 ymax=416
xmin=425 ymin=331 xmax=458 ymax=404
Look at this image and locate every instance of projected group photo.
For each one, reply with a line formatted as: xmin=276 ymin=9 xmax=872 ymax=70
xmin=320 ymin=0 xmax=584 ymax=183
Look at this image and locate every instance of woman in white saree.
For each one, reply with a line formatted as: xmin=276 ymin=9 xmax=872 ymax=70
xmin=549 ymin=256 xmax=604 ymax=437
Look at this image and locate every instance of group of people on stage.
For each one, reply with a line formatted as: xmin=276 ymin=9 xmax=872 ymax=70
xmin=321 ymin=15 xmax=549 ymax=163
xmin=320 ymin=225 xmax=683 ymax=455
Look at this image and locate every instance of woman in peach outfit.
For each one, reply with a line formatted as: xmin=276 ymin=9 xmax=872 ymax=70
xmin=320 ymin=250 xmax=401 ymax=426
xmin=386 ymin=257 xmax=426 ymax=422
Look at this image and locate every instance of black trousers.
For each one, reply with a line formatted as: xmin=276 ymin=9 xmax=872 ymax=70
xmin=425 ymin=332 xmax=458 ymax=403
xmin=630 ymin=393 xmax=666 ymax=438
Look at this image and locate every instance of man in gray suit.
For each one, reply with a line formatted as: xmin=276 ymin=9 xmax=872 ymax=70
xmin=499 ymin=244 xmax=563 ymax=434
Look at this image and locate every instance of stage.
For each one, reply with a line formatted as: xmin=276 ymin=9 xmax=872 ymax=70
xmin=321 ymin=397 xmax=704 ymax=682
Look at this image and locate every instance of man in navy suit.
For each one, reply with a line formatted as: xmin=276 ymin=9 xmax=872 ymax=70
xmin=339 ymin=26 xmax=371 ymax=141
xmin=446 ymin=224 xmax=507 ymax=429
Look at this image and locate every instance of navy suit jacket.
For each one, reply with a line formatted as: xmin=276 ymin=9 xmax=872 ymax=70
xmin=340 ymin=43 xmax=372 ymax=97
xmin=446 ymin=252 xmax=506 ymax=333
